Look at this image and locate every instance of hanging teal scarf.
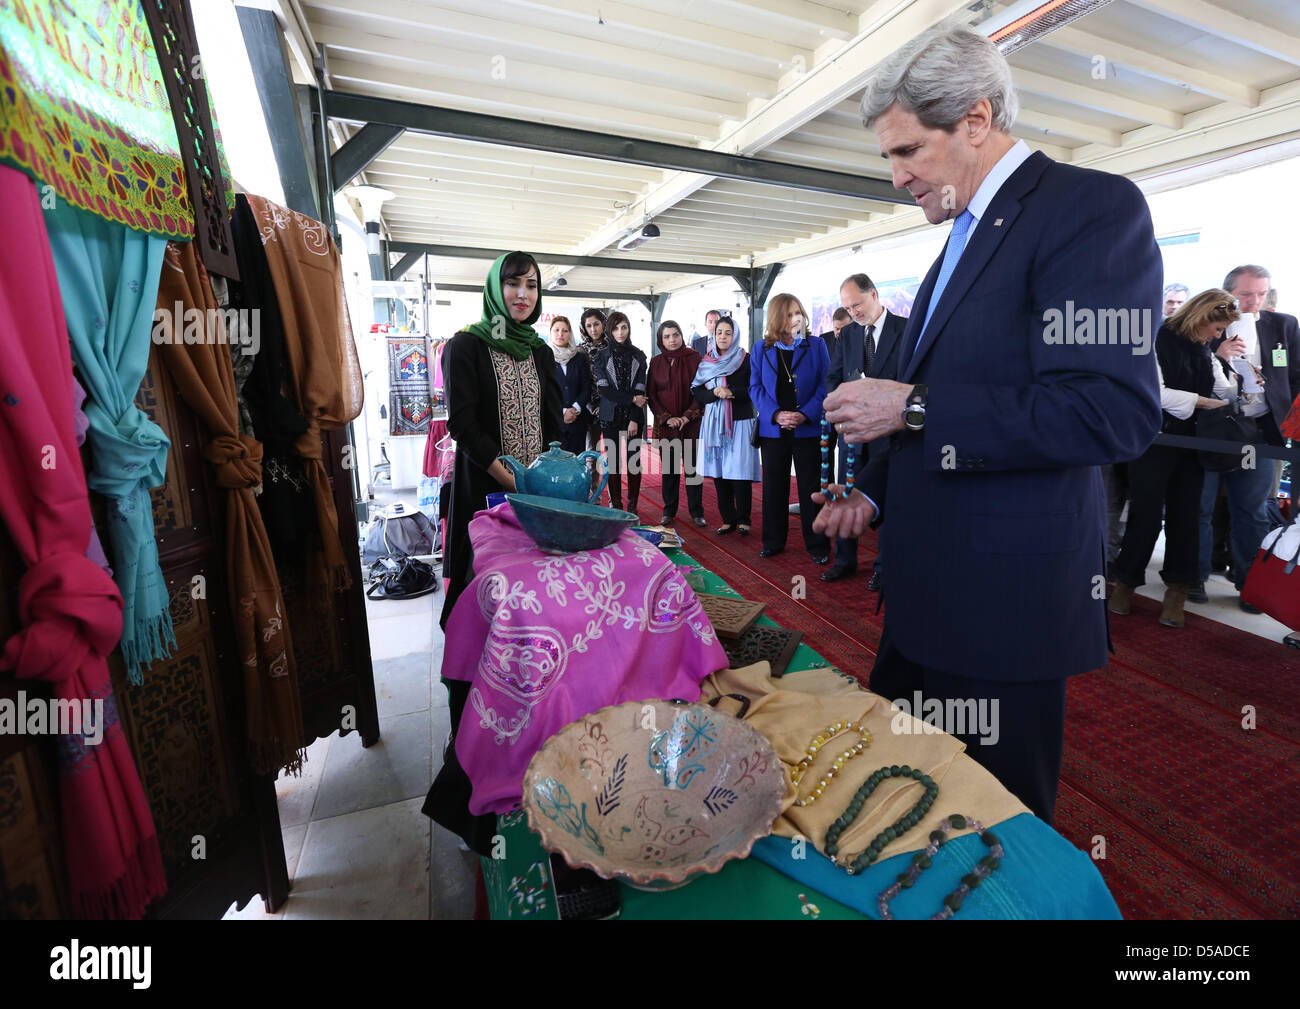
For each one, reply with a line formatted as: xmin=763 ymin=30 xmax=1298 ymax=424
xmin=44 ymin=200 xmax=175 ymax=683
xmin=461 ymin=253 xmax=546 ymax=361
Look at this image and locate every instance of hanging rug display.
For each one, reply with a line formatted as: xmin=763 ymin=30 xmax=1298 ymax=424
xmin=388 ymin=334 xmax=432 ymax=436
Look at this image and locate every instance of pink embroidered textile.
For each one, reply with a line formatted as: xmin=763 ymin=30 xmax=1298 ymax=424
xmin=445 ymin=503 xmax=728 ymax=814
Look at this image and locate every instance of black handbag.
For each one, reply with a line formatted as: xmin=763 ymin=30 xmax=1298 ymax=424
xmin=1194 ymin=403 xmax=1258 ymax=472
xmin=365 ymin=554 xmax=439 ymax=600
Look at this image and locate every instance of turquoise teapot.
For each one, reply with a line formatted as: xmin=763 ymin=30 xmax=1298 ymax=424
xmin=498 ymin=442 xmax=608 ymax=504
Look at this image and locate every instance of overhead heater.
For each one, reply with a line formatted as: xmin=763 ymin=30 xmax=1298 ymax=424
xmin=976 ymin=0 xmax=1116 ymax=53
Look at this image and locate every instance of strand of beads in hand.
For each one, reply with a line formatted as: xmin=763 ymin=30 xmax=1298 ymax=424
xmin=820 ymin=417 xmax=854 ymax=501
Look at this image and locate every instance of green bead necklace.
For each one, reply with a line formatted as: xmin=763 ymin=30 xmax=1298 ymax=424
xmin=824 ymin=764 xmax=938 ymax=875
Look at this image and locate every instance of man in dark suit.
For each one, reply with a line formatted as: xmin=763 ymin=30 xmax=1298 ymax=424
xmin=813 ymin=21 xmax=1162 ymax=825
xmin=1193 ymin=264 xmax=1300 ymax=609
xmin=822 ymin=274 xmax=906 ymax=585
xmin=690 ymin=309 xmax=722 ymax=356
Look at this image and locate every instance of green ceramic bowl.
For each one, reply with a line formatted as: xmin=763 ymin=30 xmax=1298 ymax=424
xmin=508 ymin=493 xmax=639 ymax=553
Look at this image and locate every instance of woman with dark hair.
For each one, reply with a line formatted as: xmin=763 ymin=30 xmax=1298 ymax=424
xmin=1109 ymin=290 xmax=1241 ymax=628
xmin=426 ymin=250 xmax=563 ymax=855
xmin=577 ymin=308 xmax=607 ymax=454
xmin=439 ymin=251 xmax=564 ymax=628
xmin=693 ymin=315 xmax=759 ymax=534
xmin=593 ymin=310 xmax=648 ymax=513
xmin=549 ymin=315 xmax=591 ymax=455
xmin=647 ymin=319 xmax=705 ymax=526
xmin=750 ymin=292 xmax=831 ymax=565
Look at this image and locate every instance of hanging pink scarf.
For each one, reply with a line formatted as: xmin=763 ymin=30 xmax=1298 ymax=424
xmin=0 ymin=166 xmax=167 ymax=918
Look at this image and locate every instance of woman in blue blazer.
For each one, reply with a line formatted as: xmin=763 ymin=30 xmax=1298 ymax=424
xmin=750 ymin=293 xmax=831 ymax=564
xmin=549 ymin=316 xmax=592 ymax=455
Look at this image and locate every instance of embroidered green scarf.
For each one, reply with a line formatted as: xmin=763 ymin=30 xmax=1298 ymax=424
xmin=461 ymin=253 xmax=545 ymax=361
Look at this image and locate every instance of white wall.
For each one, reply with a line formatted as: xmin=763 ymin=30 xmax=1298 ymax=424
xmin=1145 ymin=158 xmax=1299 ymax=307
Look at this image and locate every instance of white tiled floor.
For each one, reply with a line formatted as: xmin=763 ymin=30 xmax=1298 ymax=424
xmin=224 ymin=490 xmax=477 ymax=920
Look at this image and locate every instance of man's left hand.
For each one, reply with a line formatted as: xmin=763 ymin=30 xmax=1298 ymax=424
xmin=824 ymin=378 xmax=913 ymax=443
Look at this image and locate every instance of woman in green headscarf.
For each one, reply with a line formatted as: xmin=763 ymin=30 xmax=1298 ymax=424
xmin=427 ymin=251 xmax=562 ymax=855
xmin=439 ymin=251 xmax=564 ymax=629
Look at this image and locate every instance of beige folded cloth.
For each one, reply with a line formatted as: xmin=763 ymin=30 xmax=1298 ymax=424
xmin=700 ymin=663 xmax=1031 ymax=864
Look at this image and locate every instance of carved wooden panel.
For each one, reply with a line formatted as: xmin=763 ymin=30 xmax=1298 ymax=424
xmin=0 ymin=748 xmax=67 ymax=919
xmin=136 ymin=363 xmax=194 ymax=537
xmin=697 ymin=593 xmax=766 ymax=640
xmin=141 ymin=0 xmax=238 ymax=278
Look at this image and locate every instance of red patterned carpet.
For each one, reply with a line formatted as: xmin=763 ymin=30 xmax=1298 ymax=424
xmin=621 ymin=462 xmax=1300 ymax=920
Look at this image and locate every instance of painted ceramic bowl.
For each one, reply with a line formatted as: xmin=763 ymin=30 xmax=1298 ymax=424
xmin=507 ymin=493 xmax=638 ymax=553
xmin=522 ymin=699 xmax=786 ymax=891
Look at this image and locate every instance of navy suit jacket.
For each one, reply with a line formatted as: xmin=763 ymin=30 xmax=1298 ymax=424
xmin=749 ymin=335 xmax=831 ymax=439
xmin=859 ymin=151 xmax=1163 ymax=682
xmin=554 ymin=355 xmax=591 ymax=432
xmin=830 ymin=312 xmax=907 ymax=480
xmin=1252 ymin=311 xmax=1300 ymax=442
xmin=828 ymin=312 xmax=907 ymax=391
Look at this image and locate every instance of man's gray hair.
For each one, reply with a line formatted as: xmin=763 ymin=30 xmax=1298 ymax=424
xmin=1223 ymin=264 xmax=1270 ymax=292
xmin=860 ymin=20 xmax=1018 ymax=133
xmin=1163 ymin=283 xmax=1189 ymax=297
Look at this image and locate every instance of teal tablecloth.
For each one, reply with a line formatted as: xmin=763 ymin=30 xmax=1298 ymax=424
xmin=483 ymin=548 xmax=1121 ymax=919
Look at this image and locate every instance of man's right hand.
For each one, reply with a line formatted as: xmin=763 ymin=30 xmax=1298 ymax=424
xmin=1216 ymin=335 xmax=1247 ymax=361
xmin=811 ymin=487 xmax=876 ymax=538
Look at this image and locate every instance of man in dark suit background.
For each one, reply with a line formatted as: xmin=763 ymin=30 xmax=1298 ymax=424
xmin=1194 ymin=264 xmax=1300 ymax=609
xmin=813 ymin=20 xmax=1162 ymax=824
xmin=690 ymin=309 xmax=722 ymax=356
xmin=822 ymin=274 xmax=906 ymax=586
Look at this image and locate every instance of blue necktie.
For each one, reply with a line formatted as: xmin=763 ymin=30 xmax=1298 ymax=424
xmin=915 ymin=209 xmax=975 ymax=353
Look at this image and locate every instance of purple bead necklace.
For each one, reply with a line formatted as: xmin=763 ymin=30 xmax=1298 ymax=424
xmin=877 ymin=813 xmax=1005 ymax=920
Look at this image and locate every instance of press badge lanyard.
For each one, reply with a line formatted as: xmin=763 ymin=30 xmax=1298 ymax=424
xmin=1274 ymin=341 xmax=1288 ymax=368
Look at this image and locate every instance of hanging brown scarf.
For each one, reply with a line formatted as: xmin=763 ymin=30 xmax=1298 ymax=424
xmin=244 ymin=195 xmax=363 ymax=592
xmin=155 ymin=243 xmax=305 ymax=776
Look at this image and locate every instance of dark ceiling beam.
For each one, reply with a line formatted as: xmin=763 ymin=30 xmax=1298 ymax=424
xmin=389 ymin=249 xmax=424 ymax=278
xmin=435 ymin=284 xmax=652 ymax=302
xmin=388 ymin=241 xmax=743 ymax=278
xmin=322 ymin=89 xmax=905 ymax=204
xmin=331 ymin=123 xmax=405 ymax=192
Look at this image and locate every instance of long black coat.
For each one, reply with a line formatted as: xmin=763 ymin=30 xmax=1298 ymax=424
xmin=439 ymin=330 xmax=564 ymax=629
